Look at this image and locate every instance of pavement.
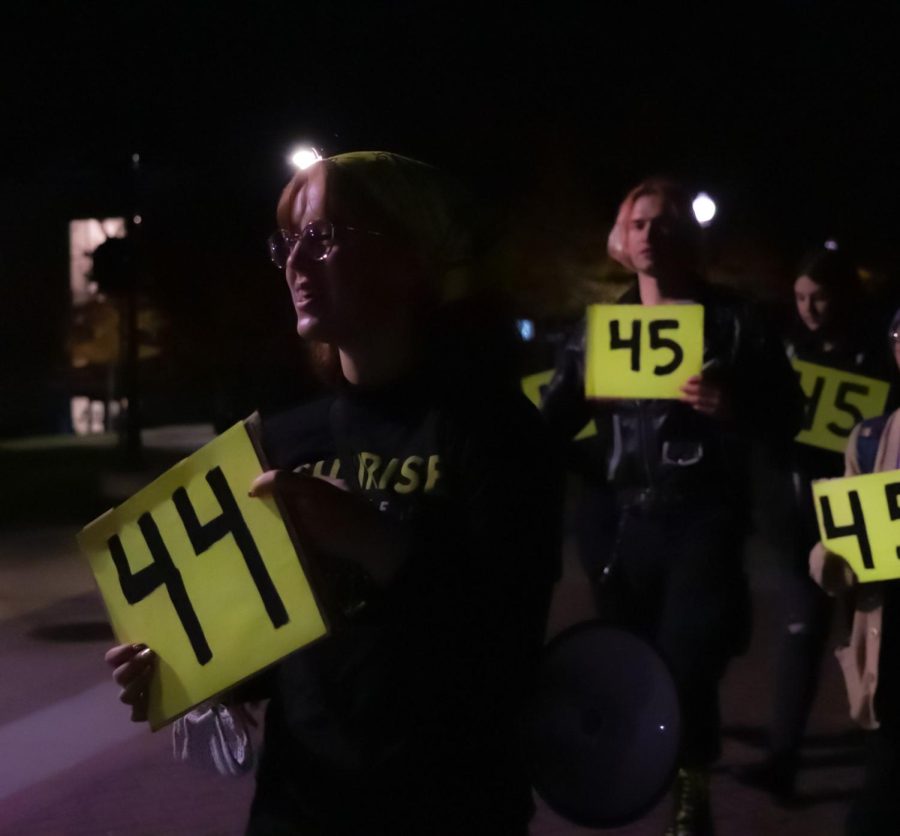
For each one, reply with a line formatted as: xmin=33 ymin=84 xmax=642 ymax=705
xmin=0 ymin=429 xmax=866 ymax=835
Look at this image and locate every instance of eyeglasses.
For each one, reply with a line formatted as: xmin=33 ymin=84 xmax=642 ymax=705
xmin=267 ymin=220 xmax=383 ymax=269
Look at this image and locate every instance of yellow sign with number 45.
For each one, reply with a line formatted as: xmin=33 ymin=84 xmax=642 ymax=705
xmin=792 ymin=359 xmax=890 ymax=453
xmin=585 ymin=305 xmax=704 ymax=400
xmin=813 ymin=468 xmax=900 ymax=583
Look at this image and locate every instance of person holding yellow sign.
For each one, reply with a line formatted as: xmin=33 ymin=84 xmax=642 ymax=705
xmin=805 ymin=309 xmax=900 ymax=835
xmin=542 ymin=178 xmax=803 ymax=836
xmin=106 ymin=152 xmax=562 ymax=835
xmin=741 ymin=247 xmax=893 ymax=801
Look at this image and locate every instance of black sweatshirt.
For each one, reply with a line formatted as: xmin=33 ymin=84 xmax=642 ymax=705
xmin=247 ymin=374 xmax=563 ymax=835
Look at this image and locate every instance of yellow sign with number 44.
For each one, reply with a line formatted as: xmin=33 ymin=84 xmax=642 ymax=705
xmin=77 ymin=418 xmax=329 ymax=730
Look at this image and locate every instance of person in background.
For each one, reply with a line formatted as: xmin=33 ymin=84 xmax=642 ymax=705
xmin=808 ymin=307 xmax=900 ymax=835
xmin=542 ymin=178 xmax=803 ymax=836
xmin=740 ymin=248 xmax=891 ymax=801
xmin=106 ymin=151 xmax=562 ymax=835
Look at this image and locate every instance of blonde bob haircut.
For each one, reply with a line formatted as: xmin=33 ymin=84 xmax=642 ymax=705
xmin=607 ymin=178 xmax=702 ymax=273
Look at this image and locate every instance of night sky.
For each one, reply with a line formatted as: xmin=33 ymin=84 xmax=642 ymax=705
xmin=4 ymin=3 xmax=897 ymax=237
xmin=2 ymin=1 xmax=899 ymax=431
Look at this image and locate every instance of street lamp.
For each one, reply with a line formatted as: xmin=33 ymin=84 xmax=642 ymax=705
xmin=692 ymin=192 xmax=717 ymax=227
xmin=290 ymin=146 xmax=323 ymax=170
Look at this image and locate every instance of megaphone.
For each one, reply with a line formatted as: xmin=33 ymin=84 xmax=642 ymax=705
xmin=523 ymin=622 xmax=681 ymax=828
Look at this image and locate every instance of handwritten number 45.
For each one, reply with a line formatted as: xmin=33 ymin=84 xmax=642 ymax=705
xmin=609 ymin=319 xmax=684 ymax=376
xmin=798 ymin=373 xmax=869 ymax=437
xmin=107 ymin=467 xmax=288 ymax=665
xmin=819 ymin=482 xmax=900 ymax=571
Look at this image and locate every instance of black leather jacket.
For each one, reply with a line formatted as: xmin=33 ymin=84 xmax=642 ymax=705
xmin=542 ymin=281 xmax=804 ymax=511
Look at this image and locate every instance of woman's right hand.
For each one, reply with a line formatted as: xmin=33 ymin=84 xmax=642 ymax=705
xmin=105 ymin=643 xmax=156 ymax=723
xmin=810 ymin=541 xmax=856 ymax=596
xmin=249 ymin=470 xmax=410 ymax=587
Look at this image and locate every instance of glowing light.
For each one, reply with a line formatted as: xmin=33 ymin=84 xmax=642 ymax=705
xmin=692 ymin=193 xmax=716 ymax=227
xmin=517 ymin=319 xmax=535 ymax=341
xmin=133 ymin=215 xmax=142 ymax=225
xmin=132 ymin=153 xmax=141 ymax=164
xmin=290 ymin=146 xmax=323 ymax=170
xmin=824 ymin=239 xmax=838 ymax=251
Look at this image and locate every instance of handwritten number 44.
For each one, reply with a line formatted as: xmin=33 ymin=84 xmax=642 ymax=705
xmin=609 ymin=319 xmax=684 ymax=376
xmin=107 ymin=466 xmax=289 ymax=665
xmin=819 ymin=481 xmax=900 ymax=572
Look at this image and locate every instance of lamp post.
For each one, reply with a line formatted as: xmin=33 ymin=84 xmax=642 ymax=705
xmin=122 ymin=152 xmax=143 ymax=465
xmin=290 ymin=146 xmax=323 ymax=170
xmin=692 ymin=192 xmax=717 ymax=227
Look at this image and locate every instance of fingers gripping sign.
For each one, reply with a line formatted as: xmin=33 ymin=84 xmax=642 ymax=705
xmin=80 ymin=418 xmax=328 ymax=730
xmin=105 ymin=643 xmax=156 ymax=722
xmin=585 ymin=304 xmax=704 ymax=400
xmin=679 ymin=373 xmax=729 ymax=419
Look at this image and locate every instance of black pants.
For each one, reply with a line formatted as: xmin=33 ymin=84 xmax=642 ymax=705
xmin=247 ymin=717 xmax=533 ymax=836
xmin=765 ymin=473 xmax=849 ymax=764
xmin=593 ymin=501 xmax=751 ymax=768
xmin=769 ymin=552 xmax=837 ymax=761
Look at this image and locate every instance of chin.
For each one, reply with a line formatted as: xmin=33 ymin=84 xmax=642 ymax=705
xmin=633 ymin=256 xmax=663 ymax=275
xmin=295 ymin=315 xmax=326 ymax=341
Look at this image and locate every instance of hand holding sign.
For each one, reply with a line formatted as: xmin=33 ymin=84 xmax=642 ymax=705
xmin=250 ymin=470 xmax=409 ymax=588
xmin=813 ymin=468 xmax=900 ymax=583
xmin=679 ymin=374 xmax=729 ymax=419
xmin=80 ymin=418 xmax=329 ymax=730
xmin=106 ymin=642 xmax=156 ymax=722
xmin=585 ymin=305 xmax=704 ymax=400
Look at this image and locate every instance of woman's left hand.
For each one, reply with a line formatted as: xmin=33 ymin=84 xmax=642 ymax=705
xmin=680 ymin=374 xmax=730 ymax=419
xmin=249 ymin=471 xmax=409 ymax=587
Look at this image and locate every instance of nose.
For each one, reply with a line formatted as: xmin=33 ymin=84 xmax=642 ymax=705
xmin=285 ymin=250 xmax=307 ymax=289
xmin=286 ymin=239 xmax=307 ymax=272
xmin=645 ymin=221 xmax=663 ymax=246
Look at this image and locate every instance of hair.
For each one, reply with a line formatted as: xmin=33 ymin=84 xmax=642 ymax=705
xmin=795 ymin=248 xmax=859 ymax=299
xmin=606 ymin=177 xmax=702 ymax=273
xmin=792 ymin=248 xmax=863 ymax=338
xmin=276 ymin=162 xmax=404 ymax=243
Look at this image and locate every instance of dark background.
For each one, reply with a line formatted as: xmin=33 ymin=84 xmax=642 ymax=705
xmin=2 ymin=1 xmax=898 ymax=436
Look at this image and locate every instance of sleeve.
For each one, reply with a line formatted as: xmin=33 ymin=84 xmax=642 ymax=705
xmin=540 ymin=319 xmax=594 ymax=444
xmin=730 ymin=302 xmax=805 ymax=459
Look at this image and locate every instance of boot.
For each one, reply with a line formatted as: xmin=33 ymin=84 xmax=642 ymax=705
xmin=665 ymin=767 xmax=714 ymax=836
